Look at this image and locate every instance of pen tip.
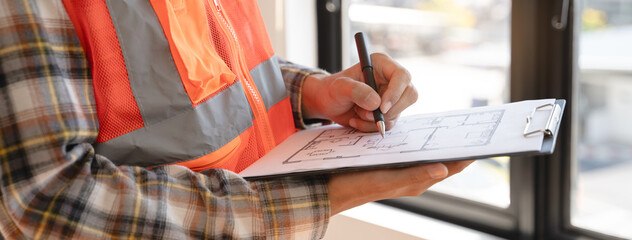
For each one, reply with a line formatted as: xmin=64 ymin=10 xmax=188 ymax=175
xmin=377 ymin=121 xmax=386 ymax=138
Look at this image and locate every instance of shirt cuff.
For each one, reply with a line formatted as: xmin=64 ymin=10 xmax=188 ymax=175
xmin=253 ymin=175 xmax=330 ymax=239
xmin=278 ymin=59 xmax=333 ymax=129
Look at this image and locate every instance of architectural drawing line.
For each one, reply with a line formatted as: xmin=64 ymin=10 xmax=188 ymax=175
xmin=283 ymin=110 xmax=505 ymax=164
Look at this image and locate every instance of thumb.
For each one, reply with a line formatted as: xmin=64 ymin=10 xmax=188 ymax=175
xmin=331 ymin=77 xmax=381 ymax=111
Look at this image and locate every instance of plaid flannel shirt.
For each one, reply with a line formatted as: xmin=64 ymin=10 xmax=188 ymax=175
xmin=0 ymin=1 xmax=330 ymax=239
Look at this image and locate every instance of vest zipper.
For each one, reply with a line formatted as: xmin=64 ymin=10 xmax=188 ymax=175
xmin=210 ymin=0 xmax=276 ymax=153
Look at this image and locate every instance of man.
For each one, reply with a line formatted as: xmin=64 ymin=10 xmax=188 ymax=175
xmin=0 ymin=0 xmax=472 ymax=239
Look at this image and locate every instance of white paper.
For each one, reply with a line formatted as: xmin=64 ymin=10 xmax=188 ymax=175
xmin=239 ymin=99 xmax=556 ymax=179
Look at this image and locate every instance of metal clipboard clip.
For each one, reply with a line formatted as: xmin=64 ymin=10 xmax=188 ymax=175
xmin=523 ymin=103 xmax=562 ymax=137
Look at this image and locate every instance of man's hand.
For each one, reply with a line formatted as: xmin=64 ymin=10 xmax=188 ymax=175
xmin=300 ymin=53 xmax=472 ymax=216
xmin=328 ymin=160 xmax=474 ymax=216
xmin=302 ymin=53 xmax=417 ymax=132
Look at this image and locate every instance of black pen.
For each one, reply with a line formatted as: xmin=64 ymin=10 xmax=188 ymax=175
xmin=354 ymin=32 xmax=386 ymax=138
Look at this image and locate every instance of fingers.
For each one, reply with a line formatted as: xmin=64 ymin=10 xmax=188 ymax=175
xmin=327 ymin=160 xmax=474 ymax=215
xmin=386 ymin=160 xmax=474 ymax=196
xmin=443 ymin=160 xmax=475 ymax=177
xmin=329 ymin=77 xmax=387 ymax=131
xmin=394 ymin=163 xmax=448 ymax=184
xmin=349 ymin=118 xmax=397 ymax=132
xmin=328 ymin=162 xmax=448 ymax=214
xmin=353 ymin=106 xmax=402 ymax=131
xmin=399 ymin=160 xmax=473 ymax=182
xmin=330 ymin=77 xmax=381 ymax=112
xmin=384 ymin=86 xmax=418 ymax=120
xmin=370 ymin=53 xmax=417 ymax=115
xmin=321 ymin=53 xmax=416 ymax=132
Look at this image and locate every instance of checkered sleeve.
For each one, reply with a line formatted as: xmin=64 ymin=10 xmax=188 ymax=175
xmin=277 ymin=58 xmax=333 ymax=129
xmin=0 ymin=1 xmax=329 ymax=239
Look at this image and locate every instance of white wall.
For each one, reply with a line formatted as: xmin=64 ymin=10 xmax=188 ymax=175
xmin=257 ymin=0 xmax=318 ymax=68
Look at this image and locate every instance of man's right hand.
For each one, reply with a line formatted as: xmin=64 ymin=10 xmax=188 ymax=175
xmin=327 ymin=160 xmax=474 ymax=216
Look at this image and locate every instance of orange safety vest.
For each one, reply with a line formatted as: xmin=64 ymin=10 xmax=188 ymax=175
xmin=62 ymin=0 xmax=296 ymax=173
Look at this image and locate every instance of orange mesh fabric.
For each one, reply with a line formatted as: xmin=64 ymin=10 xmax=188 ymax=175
xmin=167 ymin=0 xmax=273 ymax=173
xmin=233 ymin=122 xmax=267 ymax=173
xmin=62 ymin=0 xmax=144 ymax=142
xmin=191 ymin=0 xmax=241 ymax=105
xmin=62 ymin=0 xmax=294 ymax=173
xmin=202 ymin=0 xmax=236 ymax=73
xmin=149 ymin=0 xmax=237 ymax=106
xmin=209 ymin=126 xmax=260 ymax=173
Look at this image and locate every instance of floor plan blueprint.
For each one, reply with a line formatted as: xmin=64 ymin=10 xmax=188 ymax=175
xmin=283 ymin=110 xmax=505 ymax=164
xmin=239 ymin=99 xmax=559 ymax=179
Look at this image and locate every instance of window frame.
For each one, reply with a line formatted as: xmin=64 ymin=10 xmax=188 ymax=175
xmin=316 ymin=0 xmax=627 ymax=239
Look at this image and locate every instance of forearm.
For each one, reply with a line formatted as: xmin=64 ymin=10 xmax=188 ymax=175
xmin=0 ymin=142 xmax=330 ymax=239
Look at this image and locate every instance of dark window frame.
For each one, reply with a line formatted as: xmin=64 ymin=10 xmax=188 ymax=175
xmin=316 ymin=0 xmax=627 ymax=239
xmin=316 ymin=0 xmax=343 ymax=73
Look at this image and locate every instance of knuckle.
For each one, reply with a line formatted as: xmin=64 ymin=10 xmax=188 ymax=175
xmin=388 ymin=94 xmax=399 ymax=103
xmin=409 ymin=85 xmax=419 ymax=102
xmin=401 ymin=68 xmax=412 ymax=83
xmin=371 ymin=52 xmax=389 ymax=60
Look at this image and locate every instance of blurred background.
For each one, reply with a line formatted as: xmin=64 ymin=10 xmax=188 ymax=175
xmin=347 ymin=0 xmax=632 ymax=238
xmin=259 ymin=0 xmax=631 ymax=239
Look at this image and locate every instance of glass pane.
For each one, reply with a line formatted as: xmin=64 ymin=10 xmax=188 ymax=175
xmin=572 ymin=1 xmax=632 ymax=238
xmin=345 ymin=0 xmax=511 ymax=208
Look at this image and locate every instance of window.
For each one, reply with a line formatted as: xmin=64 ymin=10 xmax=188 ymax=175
xmin=313 ymin=0 xmax=630 ymax=239
xmin=344 ymin=0 xmax=512 ymax=208
xmin=572 ymin=0 xmax=632 ymax=238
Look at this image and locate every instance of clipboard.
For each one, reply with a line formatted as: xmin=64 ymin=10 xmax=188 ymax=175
xmin=240 ymin=99 xmax=566 ymax=180
xmin=524 ymin=99 xmax=565 ymax=155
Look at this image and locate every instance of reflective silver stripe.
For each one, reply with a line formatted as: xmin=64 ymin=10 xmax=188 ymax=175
xmin=106 ymin=0 xmax=191 ymax=125
xmin=250 ymin=55 xmax=287 ymax=110
xmin=99 ymin=1 xmax=278 ymax=167
xmin=95 ymin=82 xmax=253 ymax=168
